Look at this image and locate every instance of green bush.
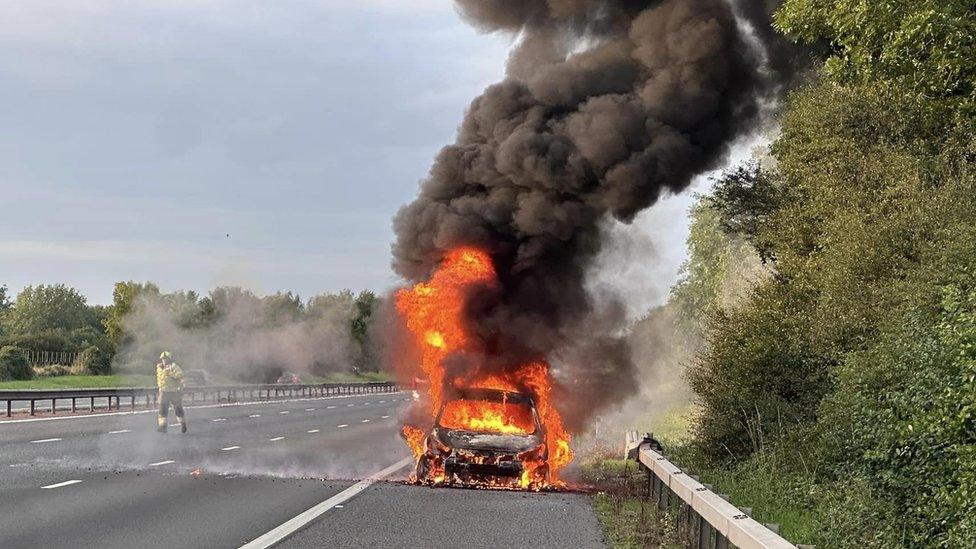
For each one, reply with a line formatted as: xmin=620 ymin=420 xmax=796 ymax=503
xmin=0 ymin=346 xmax=33 ymax=381
xmin=687 ymin=280 xmax=832 ymax=461
xmin=34 ymin=364 xmax=71 ymax=377
xmin=819 ymin=271 xmax=976 ymax=547
xmin=71 ymin=345 xmax=111 ymax=376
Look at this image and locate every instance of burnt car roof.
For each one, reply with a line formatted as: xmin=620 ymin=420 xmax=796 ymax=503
xmin=445 ymin=387 xmax=534 ymax=405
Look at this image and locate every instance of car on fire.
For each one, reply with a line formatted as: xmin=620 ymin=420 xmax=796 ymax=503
xmin=415 ymin=387 xmax=549 ymax=489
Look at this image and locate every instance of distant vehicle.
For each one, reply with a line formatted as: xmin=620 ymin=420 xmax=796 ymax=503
xmin=183 ymin=369 xmax=212 ymax=387
xmin=415 ymin=388 xmax=548 ymax=489
xmin=275 ymin=372 xmax=301 ymax=384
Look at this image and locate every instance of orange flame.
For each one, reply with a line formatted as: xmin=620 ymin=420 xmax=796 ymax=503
xmin=395 ymin=246 xmax=573 ymax=488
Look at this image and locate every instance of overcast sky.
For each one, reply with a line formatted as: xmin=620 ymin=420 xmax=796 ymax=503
xmin=1 ymin=1 xmax=722 ymax=311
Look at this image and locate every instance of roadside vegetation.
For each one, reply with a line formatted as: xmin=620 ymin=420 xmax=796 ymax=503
xmin=582 ymin=456 xmax=681 ymax=549
xmin=0 ymin=281 xmax=385 ymax=386
xmin=649 ymin=2 xmax=976 ymax=547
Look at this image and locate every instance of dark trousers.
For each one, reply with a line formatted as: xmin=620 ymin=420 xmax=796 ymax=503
xmin=157 ymin=390 xmax=185 ymax=428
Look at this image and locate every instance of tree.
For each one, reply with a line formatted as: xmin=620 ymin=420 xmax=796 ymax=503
xmin=775 ymin=0 xmax=976 ymax=125
xmin=263 ymin=291 xmax=304 ymax=326
xmin=0 ymin=284 xmax=11 ymax=313
xmin=5 ymin=284 xmax=95 ymax=335
xmin=104 ymin=282 xmax=160 ymax=350
xmin=351 ymin=290 xmax=381 ymax=371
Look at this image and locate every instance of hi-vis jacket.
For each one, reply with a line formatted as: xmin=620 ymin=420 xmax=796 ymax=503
xmin=156 ymin=363 xmax=185 ymax=392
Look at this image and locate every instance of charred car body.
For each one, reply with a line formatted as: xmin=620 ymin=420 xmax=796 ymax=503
xmin=415 ymin=388 xmax=549 ymax=489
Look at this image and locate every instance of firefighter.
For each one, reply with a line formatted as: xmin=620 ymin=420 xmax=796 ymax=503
xmin=156 ymin=351 xmax=187 ymax=433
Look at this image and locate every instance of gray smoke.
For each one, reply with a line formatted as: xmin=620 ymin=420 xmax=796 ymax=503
xmin=113 ymin=288 xmax=360 ymax=382
xmin=392 ymin=0 xmax=779 ymax=430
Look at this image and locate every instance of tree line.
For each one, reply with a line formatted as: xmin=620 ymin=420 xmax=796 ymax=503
xmin=0 ymin=282 xmax=380 ymax=383
xmin=650 ymin=1 xmax=976 ymax=546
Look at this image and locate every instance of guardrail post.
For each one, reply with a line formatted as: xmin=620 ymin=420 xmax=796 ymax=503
xmin=698 ymin=518 xmax=711 ymax=549
xmin=30 ymin=400 xmax=35 ymax=416
xmin=6 ymin=400 xmax=10 ymax=417
xmin=51 ymin=398 xmax=56 ymax=414
xmin=71 ymin=397 xmax=76 ymax=413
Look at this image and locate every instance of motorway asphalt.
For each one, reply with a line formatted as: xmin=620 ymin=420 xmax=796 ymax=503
xmin=0 ymin=392 xmax=608 ymax=548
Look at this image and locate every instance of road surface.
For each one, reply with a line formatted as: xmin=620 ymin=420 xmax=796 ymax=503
xmin=0 ymin=391 xmax=606 ymax=548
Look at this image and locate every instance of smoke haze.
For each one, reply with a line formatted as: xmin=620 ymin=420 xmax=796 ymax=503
xmin=113 ymin=288 xmax=362 ymax=382
xmin=391 ymin=0 xmax=783 ymax=429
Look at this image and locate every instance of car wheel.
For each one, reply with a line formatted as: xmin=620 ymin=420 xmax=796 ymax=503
xmin=415 ymin=455 xmax=430 ymax=482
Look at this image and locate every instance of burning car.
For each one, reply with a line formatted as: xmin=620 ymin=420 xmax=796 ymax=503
xmin=415 ymin=387 xmax=549 ymax=490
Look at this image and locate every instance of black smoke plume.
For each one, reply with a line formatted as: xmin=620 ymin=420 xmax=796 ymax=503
xmin=392 ymin=0 xmax=776 ymax=429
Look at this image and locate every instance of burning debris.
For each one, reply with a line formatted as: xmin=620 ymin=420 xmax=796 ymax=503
xmin=389 ymin=0 xmax=777 ymax=490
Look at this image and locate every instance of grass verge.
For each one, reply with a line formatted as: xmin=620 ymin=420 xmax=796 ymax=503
xmin=582 ymin=456 xmax=682 ymax=548
xmin=666 ymin=437 xmax=822 ymax=546
xmin=302 ymin=371 xmax=392 ymax=383
xmin=0 ymin=374 xmax=156 ymax=390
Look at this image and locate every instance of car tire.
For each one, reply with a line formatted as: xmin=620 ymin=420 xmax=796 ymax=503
xmin=416 ymin=455 xmax=430 ymax=482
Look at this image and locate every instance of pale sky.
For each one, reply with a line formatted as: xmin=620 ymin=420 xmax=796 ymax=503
xmin=1 ymin=1 xmax=723 ymax=310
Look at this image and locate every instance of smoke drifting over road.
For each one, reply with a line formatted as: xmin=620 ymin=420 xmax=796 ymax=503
xmin=392 ymin=0 xmax=779 ymax=429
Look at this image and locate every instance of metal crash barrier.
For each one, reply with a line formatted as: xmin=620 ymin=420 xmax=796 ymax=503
xmin=1 ymin=382 xmax=400 ymax=417
xmin=626 ymin=431 xmax=814 ymax=549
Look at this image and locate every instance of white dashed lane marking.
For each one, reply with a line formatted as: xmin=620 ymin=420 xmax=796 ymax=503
xmin=337 ymin=424 xmax=348 ymax=428
xmin=250 ymin=414 xmax=261 ymax=418
xmin=307 ymin=429 xmax=320 ymax=433
xmin=30 ymin=438 xmax=61 ymax=444
xmin=361 ymin=419 xmax=371 ymax=423
xmin=269 ymin=437 xmax=285 ymax=442
xmin=41 ymin=480 xmax=82 ymax=490
xmin=346 ymin=404 xmax=354 ymax=407
xmin=305 ymin=408 xmax=315 ymax=411
xmin=108 ymin=429 xmax=131 ymax=434
xmin=149 ymin=460 xmax=175 ymax=467
xmin=221 ymin=446 xmax=241 ymax=451
xmin=327 ymin=406 xmax=336 ymax=409
xmin=381 ymin=415 xmax=390 ymax=419
xmin=279 ymin=411 xmax=290 ymax=415
xmin=212 ymin=418 xmax=227 ymax=422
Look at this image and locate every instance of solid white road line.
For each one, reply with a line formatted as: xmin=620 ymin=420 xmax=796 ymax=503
xmin=221 ymin=446 xmax=241 ymax=451
xmin=336 ymin=424 xmax=348 ymax=428
xmin=307 ymin=429 xmax=320 ymax=434
xmin=268 ymin=437 xmax=285 ymax=442
xmin=108 ymin=429 xmax=131 ymax=434
xmin=149 ymin=460 xmax=175 ymax=467
xmin=238 ymin=457 xmax=413 ymax=549
xmin=30 ymin=438 xmax=61 ymax=444
xmin=41 ymin=480 xmax=83 ymax=490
